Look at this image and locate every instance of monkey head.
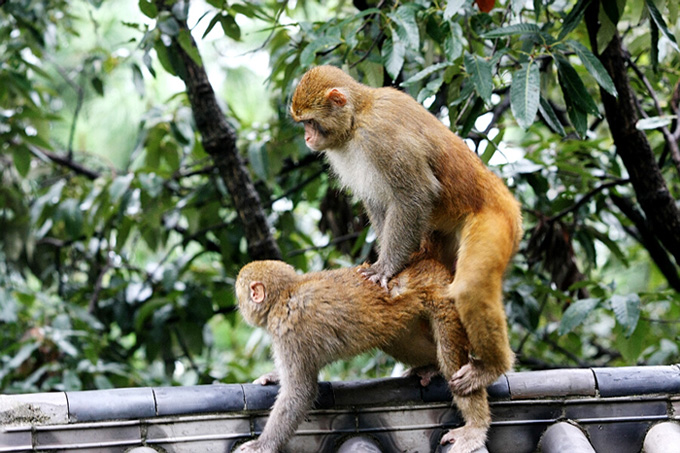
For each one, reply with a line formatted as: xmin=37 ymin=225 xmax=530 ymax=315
xmin=235 ymin=260 xmax=297 ymax=328
xmin=290 ymin=65 xmax=361 ymax=151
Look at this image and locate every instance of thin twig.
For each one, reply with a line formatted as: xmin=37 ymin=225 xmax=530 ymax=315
xmin=288 ymin=232 xmax=364 ymax=257
xmin=627 ymin=56 xmax=680 ymax=177
xmin=28 ymin=145 xmax=101 ymax=180
xmin=549 ymin=178 xmax=629 ymax=223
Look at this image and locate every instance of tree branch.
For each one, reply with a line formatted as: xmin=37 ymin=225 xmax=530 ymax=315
xmin=610 ymin=194 xmax=680 ymax=292
xmin=549 ymin=178 xmax=629 ymax=223
xmin=626 ymin=56 xmax=680 ymax=177
xmin=157 ymin=3 xmax=281 ymax=261
xmin=585 ymin=4 xmax=680 ymax=272
xmin=28 ymin=145 xmax=101 ymax=180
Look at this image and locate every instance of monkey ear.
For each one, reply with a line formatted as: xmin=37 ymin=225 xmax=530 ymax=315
xmin=326 ymin=88 xmax=347 ymax=107
xmin=249 ymin=281 xmax=266 ymax=304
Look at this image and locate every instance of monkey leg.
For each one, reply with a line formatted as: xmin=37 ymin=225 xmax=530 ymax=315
xmin=440 ymin=389 xmax=490 ymax=453
xmin=447 ymin=209 xmax=515 ymax=396
xmin=429 ymin=308 xmax=489 ymax=452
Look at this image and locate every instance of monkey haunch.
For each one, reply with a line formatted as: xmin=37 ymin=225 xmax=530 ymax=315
xmin=290 ymin=65 xmax=522 ymax=395
xmin=235 ymin=259 xmax=489 ymax=453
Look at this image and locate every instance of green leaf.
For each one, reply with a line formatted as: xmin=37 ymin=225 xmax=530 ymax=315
xmin=567 ymin=103 xmax=588 ymax=138
xmin=596 ymin=2 xmax=618 ymax=53
xmin=602 ymin=0 xmax=624 ymax=24
xmin=616 ymin=318 xmax=649 ymax=364
xmin=178 ymin=29 xmax=202 ymax=66
xmin=91 ymin=76 xmax=104 ymax=96
xmin=390 ymin=4 xmax=420 ymax=50
xmin=138 ymin=0 xmax=158 ymax=18
xmin=361 ymin=61 xmax=384 ymax=88
xmin=401 ymin=62 xmax=451 ymax=86
xmin=566 ymin=40 xmax=617 ymax=96
xmin=59 ymin=199 xmax=83 ymax=239
xmin=157 ymin=14 xmax=181 ymax=37
xmin=444 ymin=0 xmax=467 ymax=21
xmin=248 ymin=141 xmax=269 ymax=181
xmin=154 ymin=42 xmax=176 ymax=76
xmin=538 ymin=96 xmax=566 ymax=135
xmin=650 ymin=15 xmax=659 ymax=72
xmin=610 ymin=294 xmax=640 ymax=338
xmin=636 ymin=115 xmax=677 ymax=130
xmin=645 ymin=0 xmax=680 ymax=52
xmin=555 ymin=54 xmax=600 ymax=116
xmin=558 ymin=0 xmax=591 ymax=40
xmin=382 ymin=38 xmax=406 ymax=80
xmin=300 ymin=36 xmax=342 ymax=67
xmin=12 ymin=146 xmax=31 ymax=177
xmin=220 ymin=13 xmax=241 ymax=41
xmin=464 ymin=52 xmax=493 ymax=104
xmin=131 ymin=64 xmax=145 ymax=97
xmin=480 ymin=23 xmax=541 ymax=38
xmin=444 ymin=22 xmax=464 ymax=61
xmin=511 ymin=0 xmax=524 ymax=15
xmin=559 ymin=298 xmax=600 ymax=335
xmin=202 ymin=13 xmax=221 ymax=39
xmin=510 ymin=61 xmax=540 ymax=129
xmin=109 ymin=174 xmax=134 ymax=204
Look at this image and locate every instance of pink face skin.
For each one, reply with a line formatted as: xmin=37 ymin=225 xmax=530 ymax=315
xmin=303 ymin=120 xmax=325 ymax=151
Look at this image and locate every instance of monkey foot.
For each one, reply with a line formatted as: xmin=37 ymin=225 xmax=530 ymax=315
xmin=234 ymin=439 xmax=277 ymax=453
xmin=440 ymin=426 xmax=487 ymax=453
xmin=252 ymin=371 xmax=279 ymax=386
xmin=357 ymin=265 xmax=390 ymax=289
xmin=404 ymin=365 xmax=440 ymax=387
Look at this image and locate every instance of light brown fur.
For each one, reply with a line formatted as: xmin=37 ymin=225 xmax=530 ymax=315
xmin=290 ymin=66 xmax=522 ymax=395
xmin=235 ymin=258 xmax=489 ymax=453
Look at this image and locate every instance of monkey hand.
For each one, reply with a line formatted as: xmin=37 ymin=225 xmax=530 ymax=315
xmin=358 ymin=263 xmax=392 ymax=289
xmin=449 ymin=359 xmax=496 ymax=396
xmin=253 ymin=371 xmax=279 ymax=386
xmin=234 ymin=440 xmax=274 ymax=453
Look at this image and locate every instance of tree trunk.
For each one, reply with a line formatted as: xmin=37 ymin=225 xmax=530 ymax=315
xmin=585 ymin=4 xmax=680 ymax=273
xmin=159 ymin=8 xmax=282 ymax=261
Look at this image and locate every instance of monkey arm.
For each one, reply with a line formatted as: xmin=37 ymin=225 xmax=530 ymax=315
xmin=361 ymin=197 xmax=433 ymax=287
xmin=250 ymin=344 xmax=320 ymax=452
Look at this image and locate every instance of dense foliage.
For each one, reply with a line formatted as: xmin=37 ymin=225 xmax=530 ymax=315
xmin=1 ymin=0 xmax=679 ymax=392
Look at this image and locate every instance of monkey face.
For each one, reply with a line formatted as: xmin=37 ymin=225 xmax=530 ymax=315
xmin=290 ymin=66 xmax=354 ymax=152
xmin=301 ymin=119 xmax=328 ymax=151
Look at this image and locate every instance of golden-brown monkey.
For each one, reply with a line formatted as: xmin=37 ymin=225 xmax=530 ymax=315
xmin=290 ymin=65 xmax=522 ymax=395
xmin=234 ymin=258 xmax=489 ymax=453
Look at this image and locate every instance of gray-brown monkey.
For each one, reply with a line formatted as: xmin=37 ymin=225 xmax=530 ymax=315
xmin=234 ymin=258 xmax=490 ymax=453
xmin=290 ymin=65 xmax=522 ymax=396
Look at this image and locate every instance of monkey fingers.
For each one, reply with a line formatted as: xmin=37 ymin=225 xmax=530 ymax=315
xmin=449 ymin=361 xmax=495 ymax=396
xmin=357 ymin=265 xmax=390 ymax=289
xmin=253 ymin=371 xmax=279 ymax=386
xmin=439 ymin=425 xmax=487 ymax=452
xmin=234 ymin=440 xmax=272 ymax=453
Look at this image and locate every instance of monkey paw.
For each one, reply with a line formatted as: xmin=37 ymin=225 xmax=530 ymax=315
xmin=234 ymin=440 xmax=275 ymax=453
xmin=449 ymin=361 xmax=497 ymax=396
xmin=404 ymin=365 xmax=440 ymax=387
xmin=440 ymin=426 xmax=487 ymax=453
xmin=253 ymin=371 xmax=279 ymax=386
xmin=358 ymin=265 xmax=390 ymax=289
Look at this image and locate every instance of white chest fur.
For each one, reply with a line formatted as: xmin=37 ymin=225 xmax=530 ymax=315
xmin=324 ymin=146 xmax=388 ymax=204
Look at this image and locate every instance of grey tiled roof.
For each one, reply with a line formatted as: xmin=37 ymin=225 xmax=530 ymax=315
xmin=1 ymin=365 xmax=679 ymax=452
